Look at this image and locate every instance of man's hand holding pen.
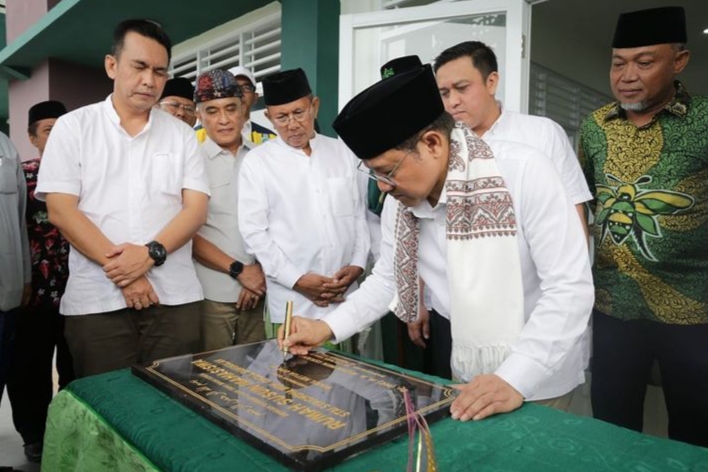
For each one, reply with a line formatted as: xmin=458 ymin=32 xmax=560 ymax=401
xmin=277 ymin=315 xmax=334 ymax=356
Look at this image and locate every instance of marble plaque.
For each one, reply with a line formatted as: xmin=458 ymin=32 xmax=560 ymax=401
xmin=132 ymin=340 xmax=455 ymax=471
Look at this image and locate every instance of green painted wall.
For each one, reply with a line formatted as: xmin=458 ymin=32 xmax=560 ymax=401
xmin=280 ymin=0 xmax=340 ymax=137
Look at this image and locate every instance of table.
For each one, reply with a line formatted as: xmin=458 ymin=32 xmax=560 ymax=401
xmin=42 ymin=366 xmax=708 ymax=471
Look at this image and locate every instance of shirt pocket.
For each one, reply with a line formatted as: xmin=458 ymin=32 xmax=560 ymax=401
xmin=327 ymin=177 xmax=354 ymax=217
xmin=0 ymin=158 xmax=19 ymax=195
xmin=150 ymin=152 xmax=181 ymax=196
xmin=207 ymin=177 xmax=232 ymax=217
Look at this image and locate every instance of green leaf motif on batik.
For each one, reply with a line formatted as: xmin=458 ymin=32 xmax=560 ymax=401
xmin=635 ymin=213 xmax=659 ymax=236
xmin=595 ymin=173 xmax=694 ymax=261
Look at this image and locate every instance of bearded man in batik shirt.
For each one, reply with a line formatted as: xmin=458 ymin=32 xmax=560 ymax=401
xmin=579 ymin=6 xmax=708 ymax=447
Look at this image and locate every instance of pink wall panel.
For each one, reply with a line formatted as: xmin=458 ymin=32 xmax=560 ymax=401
xmin=6 ymin=0 xmax=51 ymax=43
xmin=9 ymin=59 xmax=113 ymax=161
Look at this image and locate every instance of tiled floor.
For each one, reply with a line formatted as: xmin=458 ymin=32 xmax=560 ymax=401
xmin=0 ymin=372 xmax=669 ymax=472
xmin=0 ymin=391 xmax=41 ymax=472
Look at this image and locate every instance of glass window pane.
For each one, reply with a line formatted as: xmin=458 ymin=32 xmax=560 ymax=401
xmin=352 ymin=12 xmax=507 ymax=102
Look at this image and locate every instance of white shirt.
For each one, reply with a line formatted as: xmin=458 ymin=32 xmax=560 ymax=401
xmin=241 ymin=120 xmax=254 ymax=146
xmin=242 ymin=120 xmax=252 ymax=143
xmin=324 ymin=139 xmax=593 ymax=401
xmin=0 ymin=134 xmax=31 ymax=311
xmin=484 ymin=108 xmax=592 ymax=205
xmin=238 ymin=134 xmax=370 ymax=323
xmin=357 ymin=170 xmax=383 ymax=263
xmin=36 ymin=95 xmax=210 ymax=316
xmin=194 ymin=137 xmax=254 ymax=303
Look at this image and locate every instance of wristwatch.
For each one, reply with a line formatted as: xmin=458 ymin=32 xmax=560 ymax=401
xmin=145 ymin=240 xmax=167 ymax=267
xmin=229 ymin=260 xmax=244 ymax=279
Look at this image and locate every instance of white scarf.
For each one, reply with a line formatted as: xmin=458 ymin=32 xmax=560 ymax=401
xmin=391 ymin=123 xmax=525 ymax=381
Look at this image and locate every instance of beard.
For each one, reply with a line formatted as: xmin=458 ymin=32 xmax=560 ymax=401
xmin=620 ymin=100 xmax=649 ymax=112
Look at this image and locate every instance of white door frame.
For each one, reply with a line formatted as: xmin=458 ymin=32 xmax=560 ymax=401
xmin=339 ymin=0 xmax=531 ymax=113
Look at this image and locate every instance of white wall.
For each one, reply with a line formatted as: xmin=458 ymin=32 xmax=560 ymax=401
xmin=530 ymin=10 xmax=611 ymax=97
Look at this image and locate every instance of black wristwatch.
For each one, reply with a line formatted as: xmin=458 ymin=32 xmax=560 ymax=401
xmin=145 ymin=240 xmax=167 ymax=267
xmin=229 ymin=260 xmax=244 ymax=279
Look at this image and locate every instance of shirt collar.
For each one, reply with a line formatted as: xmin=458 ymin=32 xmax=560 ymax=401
xmin=103 ymin=94 xmax=156 ymax=135
xmin=410 ymin=185 xmax=447 ymax=219
xmin=202 ymin=135 xmax=251 ymax=160
xmin=274 ymin=132 xmax=320 ymax=154
xmin=103 ymin=94 xmax=121 ymax=125
xmin=242 ymin=120 xmax=253 ymax=141
xmin=604 ymin=81 xmax=691 ymax=123
xmin=485 ymin=100 xmax=506 ymax=136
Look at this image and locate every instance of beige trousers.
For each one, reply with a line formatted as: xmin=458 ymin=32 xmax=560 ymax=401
xmin=532 ymin=391 xmax=575 ymax=412
xmin=200 ymin=298 xmax=266 ymax=351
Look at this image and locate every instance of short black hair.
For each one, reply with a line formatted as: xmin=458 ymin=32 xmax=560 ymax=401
xmin=433 ymin=41 xmax=498 ymax=81
xmin=394 ymin=111 xmax=456 ymax=153
xmin=111 ymin=19 xmax=172 ymax=63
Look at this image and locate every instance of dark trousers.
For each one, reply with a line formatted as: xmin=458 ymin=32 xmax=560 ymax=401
xmin=63 ymin=302 xmax=201 ymax=379
xmin=0 ymin=308 xmax=18 ymax=406
xmin=423 ymin=309 xmax=453 ymax=380
xmin=591 ymin=310 xmax=708 ymax=447
xmin=7 ymin=301 xmax=74 ymax=444
xmin=383 ymin=310 xmax=452 ymax=380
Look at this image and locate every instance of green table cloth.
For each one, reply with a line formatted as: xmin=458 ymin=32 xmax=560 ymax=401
xmin=42 ymin=367 xmax=708 ymax=471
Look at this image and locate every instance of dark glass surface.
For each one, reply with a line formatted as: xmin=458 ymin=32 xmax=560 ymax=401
xmin=132 ymin=340 xmax=455 ymax=471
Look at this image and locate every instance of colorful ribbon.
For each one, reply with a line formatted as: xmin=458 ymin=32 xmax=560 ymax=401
xmin=403 ymin=387 xmax=438 ymax=472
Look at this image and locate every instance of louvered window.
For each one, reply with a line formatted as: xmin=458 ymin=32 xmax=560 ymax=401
xmin=529 ymin=62 xmax=611 ymax=148
xmin=169 ymin=12 xmax=281 ymax=87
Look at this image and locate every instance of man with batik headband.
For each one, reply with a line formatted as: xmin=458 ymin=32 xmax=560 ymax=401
xmin=281 ymin=64 xmax=593 ymax=421
xmin=6 ymin=100 xmax=74 ymax=463
xmin=580 ymin=6 xmax=708 ymax=446
xmin=196 ymin=67 xmax=277 ymax=146
xmin=192 ymin=69 xmax=267 ymax=350
xmin=158 ymin=77 xmax=197 ymax=127
xmin=238 ymin=68 xmax=369 ymax=338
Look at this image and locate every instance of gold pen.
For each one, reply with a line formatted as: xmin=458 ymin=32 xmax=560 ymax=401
xmin=282 ymin=300 xmax=294 ymax=357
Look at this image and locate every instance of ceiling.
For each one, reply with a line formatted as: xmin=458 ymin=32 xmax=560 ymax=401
xmin=0 ymin=0 xmax=273 ymax=78
xmin=533 ymin=0 xmax=707 ymax=95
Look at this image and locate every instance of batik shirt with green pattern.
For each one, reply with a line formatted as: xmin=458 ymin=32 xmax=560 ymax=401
xmin=579 ymin=82 xmax=708 ymax=324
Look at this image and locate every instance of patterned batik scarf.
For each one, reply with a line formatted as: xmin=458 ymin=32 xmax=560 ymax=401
xmin=391 ymin=123 xmax=525 ymax=381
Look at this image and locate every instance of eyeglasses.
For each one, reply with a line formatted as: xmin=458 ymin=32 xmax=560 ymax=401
xmin=357 ymin=152 xmax=409 ymax=187
xmin=159 ymin=100 xmax=196 ymax=116
xmin=239 ymin=84 xmax=256 ymax=94
xmin=271 ymin=106 xmax=312 ymax=126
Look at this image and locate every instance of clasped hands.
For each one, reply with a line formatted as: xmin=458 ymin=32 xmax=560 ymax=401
xmin=235 ymin=263 xmax=266 ymax=312
xmin=103 ymin=243 xmax=159 ymax=310
xmin=293 ymin=265 xmax=363 ymax=307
